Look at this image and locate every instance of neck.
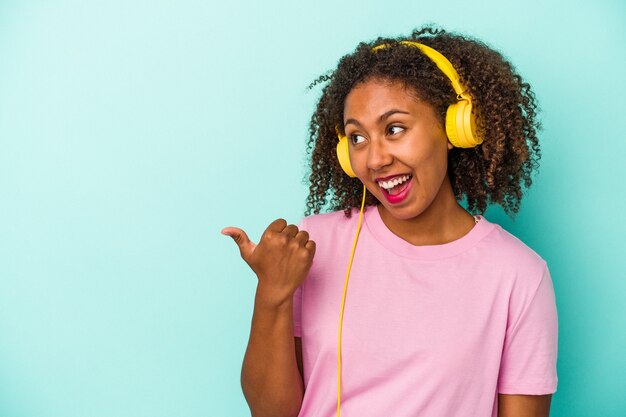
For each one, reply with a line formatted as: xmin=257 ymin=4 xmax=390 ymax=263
xmin=377 ymin=176 xmax=476 ymax=246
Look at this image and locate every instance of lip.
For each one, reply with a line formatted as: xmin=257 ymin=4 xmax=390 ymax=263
xmin=374 ymin=173 xmax=412 ymax=182
xmin=379 ymin=176 xmax=413 ymax=204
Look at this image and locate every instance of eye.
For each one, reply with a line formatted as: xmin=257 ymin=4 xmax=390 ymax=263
xmin=388 ymin=125 xmax=404 ymax=135
xmin=350 ymin=134 xmax=366 ymax=145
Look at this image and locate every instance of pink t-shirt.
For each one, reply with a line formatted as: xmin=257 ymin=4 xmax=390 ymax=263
xmin=292 ymin=206 xmax=558 ymax=417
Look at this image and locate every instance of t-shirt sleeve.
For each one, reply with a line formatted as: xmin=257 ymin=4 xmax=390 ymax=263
xmin=292 ymin=217 xmax=308 ymax=338
xmin=497 ymin=262 xmax=559 ymax=394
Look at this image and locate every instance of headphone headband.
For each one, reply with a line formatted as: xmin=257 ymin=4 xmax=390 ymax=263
xmin=372 ymin=41 xmax=471 ymax=100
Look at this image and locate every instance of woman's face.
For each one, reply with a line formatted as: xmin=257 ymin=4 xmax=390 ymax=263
xmin=343 ymin=78 xmax=455 ymax=221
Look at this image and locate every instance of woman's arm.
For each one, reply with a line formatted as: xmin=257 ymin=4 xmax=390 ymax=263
xmin=241 ymin=292 xmax=304 ymax=417
xmin=223 ymin=219 xmax=315 ymax=417
xmin=295 ymin=336 xmax=304 ymax=382
xmin=498 ymin=394 xmax=552 ymax=417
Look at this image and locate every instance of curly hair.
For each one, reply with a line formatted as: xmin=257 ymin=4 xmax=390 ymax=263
xmin=304 ymin=24 xmax=542 ymax=218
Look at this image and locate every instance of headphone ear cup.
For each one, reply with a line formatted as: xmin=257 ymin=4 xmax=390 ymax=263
xmin=445 ymin=100 xmax=483 ymax=148
xmin=336 ymin=134 xmax=357 ymax=178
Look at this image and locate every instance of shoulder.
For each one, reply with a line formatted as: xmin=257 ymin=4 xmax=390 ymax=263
xmin=479 ymin=218 xmax=549 ymax=287
xmin=487 ymin=222 xmax=545 ymax=263
xmin=298 ymin=207 xmax=363 ymax=236
xmin=296 ymin=208 xmax=367 ymax=274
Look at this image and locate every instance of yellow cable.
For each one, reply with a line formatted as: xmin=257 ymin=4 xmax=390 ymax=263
xmin=337 ymin=184 xmax=367 ymax=417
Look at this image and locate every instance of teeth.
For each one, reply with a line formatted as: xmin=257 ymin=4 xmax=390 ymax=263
xmin=377 ymin=175 xmax=411 ymax=190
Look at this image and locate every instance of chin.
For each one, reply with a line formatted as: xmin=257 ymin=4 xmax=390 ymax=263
xmin=378 ymin=201 xmax=426 ymax=221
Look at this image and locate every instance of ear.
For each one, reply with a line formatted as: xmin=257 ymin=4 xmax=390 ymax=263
xmin=447 ymin=140 xmax=454 ymax=151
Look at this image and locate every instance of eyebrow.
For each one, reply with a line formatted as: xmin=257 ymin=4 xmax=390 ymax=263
xmin=344 ymin=109 xmax=410 ymax=128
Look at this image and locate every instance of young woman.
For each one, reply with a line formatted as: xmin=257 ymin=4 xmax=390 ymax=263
xmin=224 ymin=25 xmax=558 ymax=417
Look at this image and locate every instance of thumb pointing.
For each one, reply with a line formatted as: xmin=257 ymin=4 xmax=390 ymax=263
xmin=221 ymin=227 xmax=257 ymax=261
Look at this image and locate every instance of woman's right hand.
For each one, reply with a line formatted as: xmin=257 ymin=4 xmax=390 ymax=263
xmin=221 ymin=218 xmax=316 ymax=306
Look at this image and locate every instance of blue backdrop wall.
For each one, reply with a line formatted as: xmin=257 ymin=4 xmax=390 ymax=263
xmin=0 ymin=0 xmax=624 ymax=416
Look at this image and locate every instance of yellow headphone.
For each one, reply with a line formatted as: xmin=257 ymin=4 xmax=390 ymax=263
xmin=335 ymin=41 xmax=484 ymax=178
xmin=334 ymin=41 xmax=483 ymax=417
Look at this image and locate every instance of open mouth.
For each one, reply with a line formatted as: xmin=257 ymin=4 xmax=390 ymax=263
xmin=377 ymin=174 xmax=412 ymax=196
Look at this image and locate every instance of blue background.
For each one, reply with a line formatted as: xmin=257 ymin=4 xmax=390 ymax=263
xmin=0 ymin=0 xmax=624 ymax=416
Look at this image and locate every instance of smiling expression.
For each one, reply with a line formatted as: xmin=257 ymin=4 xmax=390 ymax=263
xmin=343 ymin=78 xmax=455 ymax=221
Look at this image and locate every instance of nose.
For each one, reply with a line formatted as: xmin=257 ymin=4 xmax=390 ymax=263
xmin=366 ymin=138 xmax=393 ymax=172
